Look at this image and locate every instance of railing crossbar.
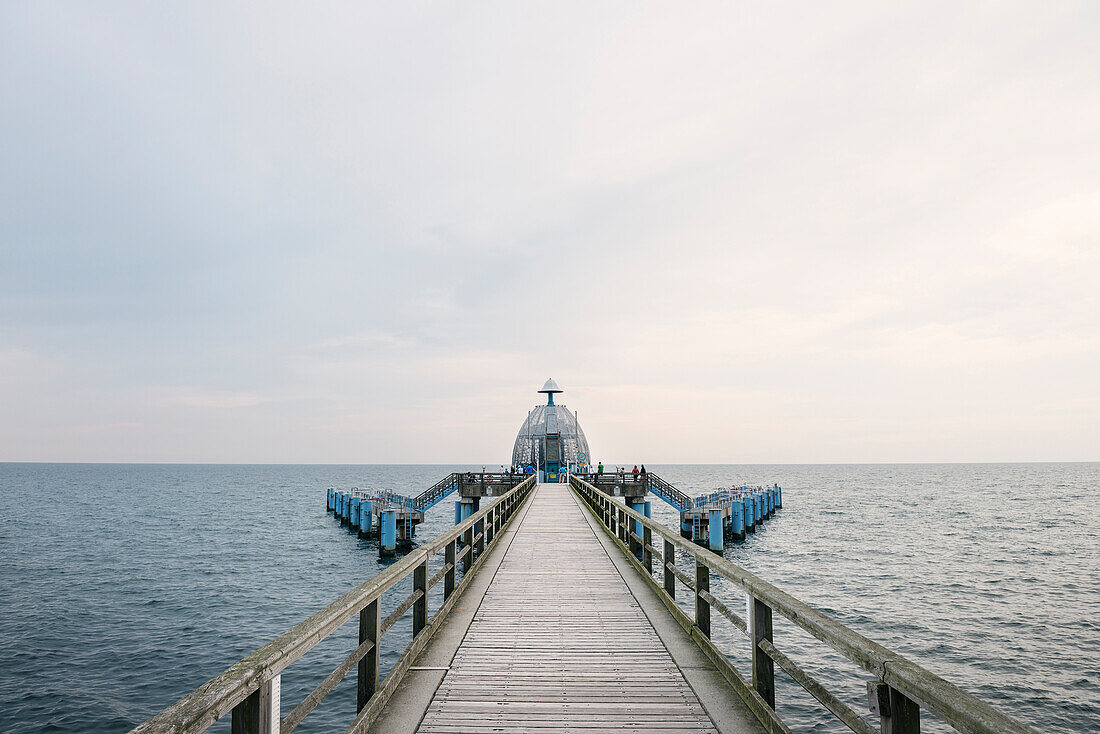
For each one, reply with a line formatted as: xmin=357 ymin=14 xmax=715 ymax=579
xmin=381 ymin=589 xmax=424 ymax=636
xmin=280 ymin=638 xmax=376 ymax=734
xmin=757 ymin=638 xmax=877 ymax=734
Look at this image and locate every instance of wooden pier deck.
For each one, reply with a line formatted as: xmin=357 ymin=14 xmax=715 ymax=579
xmin=373 ymin=483 xmax=763 ymax=734
xmin=132 ymin=474 xmax=1039 ymax=734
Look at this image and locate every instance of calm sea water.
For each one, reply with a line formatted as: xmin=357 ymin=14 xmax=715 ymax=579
xmin=0 ymin=463 xmax=1096 ymax=733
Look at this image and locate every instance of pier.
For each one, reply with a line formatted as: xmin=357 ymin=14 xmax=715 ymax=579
xmin=133 ymin=477 xmax=1038 ymax=734
xmin=331 ymin=470 xmax=782 ymax=555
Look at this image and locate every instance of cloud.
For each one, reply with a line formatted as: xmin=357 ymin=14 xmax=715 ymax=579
xmin=0 ymin=2 xmax=1097 ymax=461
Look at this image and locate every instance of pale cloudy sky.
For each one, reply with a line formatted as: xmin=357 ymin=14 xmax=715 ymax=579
xmin=2 ymin=2 xmax=1098 ymax=463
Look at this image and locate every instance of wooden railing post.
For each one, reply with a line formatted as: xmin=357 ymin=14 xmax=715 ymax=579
xmin=695 ymin=561 xmax=710 ymax=638
xmin=462 ymin=523 xmax=474 ymax=573
xmin=663 ymin=540 xmax=675 ymax=599
xmin=643 ymin=524 xmax=653 ymax=574
xmin=617 ymin=507 xmax=627 ymax=542
xmin=868 ymin=681 xmax=921 ymax=733
xmin=485 ymin=506 xmax=495 ymax=545
xmin=413 ymin=558 xmax=427 ymax=637
xmin=475 ymin=516 xmax=485 ymax=557
xmin=444 ymin=539 xmax=456 ymax=600
xmin=357 ymin=598 xmax=380 ymax=711
xmin=230 ymin=675 xmax=279 ymax=734
xmin=751 ymin=595 xmax=775 ymax=708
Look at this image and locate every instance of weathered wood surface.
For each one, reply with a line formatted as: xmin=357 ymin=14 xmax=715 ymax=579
xmin=417 ymin=483 xmax=719 ymax=733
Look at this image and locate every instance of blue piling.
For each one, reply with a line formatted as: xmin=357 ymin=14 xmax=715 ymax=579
xmin=380 ymin=509 xmax=397 ymax=557
xmin=745 ymin=496 xmax=756 ymax=532
xmin=708 ymin=509 xmax=723 ymax=552
xmin=327 ymin=488 xmax=335 ymax=512
xmin=775 ymin=484 xmax=782 ymax=508
xmin=454 ymin=500 xmax=463 ymax=525
xmin=336 ymin=491 xmax=345 ymax=520
xmin=349 ymin=496 xmax=360 ymax=529
xmin=731 ymin=499 xmax=745 ymax=540
xmin=358 ymin=500 xmax=372 ymax=538
xmin=754 ymin=493 xmax=762 ymax=525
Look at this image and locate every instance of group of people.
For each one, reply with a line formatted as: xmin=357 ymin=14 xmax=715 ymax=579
xmin=594 ymin=462 xmax=647 ymax=482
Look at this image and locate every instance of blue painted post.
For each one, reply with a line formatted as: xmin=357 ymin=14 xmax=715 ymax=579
xmin=350 ymin=496 xmax=360 ymax=529
xmin=745 ymin=496 xmax=756 ymax=533
xmin=625 ymin=498 xmax=643 ymax=559
xmin=775 ymin=484 xmax=782 ymax=509
xmin=731 ymin=499 xmax=745 ymax=540
xmin=380 ymin=509 xmax=397 ymax=557
xmin=336 ymin=491 xmax=345 ymax=520
xmin=708 ymin=509 xmax=723 ymax=552
xmin=681 ymin=517 xmax=692 ymax=539
xmin=754 ymin=493 xmax=762 ymax=525
xmin=454 ymin=501 xmax=463 ymax=526
xmin=327 ymin=488 xmax=335 ymax=512
xmin=359 ymin=500 xmax=372 ymax=537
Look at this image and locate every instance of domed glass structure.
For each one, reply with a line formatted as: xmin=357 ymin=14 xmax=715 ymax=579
xmin=512 ymin=379 xmax=591 ymax=478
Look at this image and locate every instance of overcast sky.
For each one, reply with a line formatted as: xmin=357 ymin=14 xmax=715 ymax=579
xmin=1 ymin=2 xmax=1098 ymax=463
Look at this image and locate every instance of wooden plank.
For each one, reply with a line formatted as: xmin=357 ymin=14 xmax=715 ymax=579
xmin=416 ymin=483 xmax=718 ymax=734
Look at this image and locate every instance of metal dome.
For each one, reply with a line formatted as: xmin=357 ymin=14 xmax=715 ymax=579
xmin=512 ymin=380 xmax=591 ymax=474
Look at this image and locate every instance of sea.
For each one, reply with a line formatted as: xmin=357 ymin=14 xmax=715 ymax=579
xmin=0 ymin=463 xmax=1096 ymax=733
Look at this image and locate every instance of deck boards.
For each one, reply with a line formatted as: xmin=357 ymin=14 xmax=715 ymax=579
xmin=417 ymin=483 xmax=718 ymax=734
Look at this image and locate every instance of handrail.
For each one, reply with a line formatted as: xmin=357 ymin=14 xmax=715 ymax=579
xmin=570 ymin=476 xmax=1038 ymax=734
xmin=646 ymin=473 xmax=692 ymax=510
xmin=131 ymin=475 xmax=536 ymax=734
xmin=412 ymin=472 xmax=461 ymax=510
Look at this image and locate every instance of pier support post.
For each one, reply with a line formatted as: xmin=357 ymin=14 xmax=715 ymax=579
xmin=626 ymin=498 xmax=643 ymax=560
xmin=731 ymin=499 xmax=745 ymax=540
xmin=462 ymin=522 xmax=473 ymax=573
xmin=230 ymin=674 xmax=279 ymax=734
xmin=708 ymin=509 xmax=723 ymax=553
xmin=775 ymin=484 xmax=782 ymax=509
xmin=663 ymin=540 xmax=675 ymax=599
xmin=413 ymin=558 xmax=427 ymax=637
xmin=327 ymin=488 xmax=335 ymax=512
xmin=380 ymin=510 xmax=397 ymax=557
xmin=444 ymin=539 xmax=456 ymax=600
xmin=695 ymin=561 xmax=710 ymax=638
xmin=358 ymin=501 xmax=372 ymax=538
xmin=349 ymin=497 xmax=360 ymax=530
xmin=357 ymin=598 xmax=380 ymax=711
xmin=751 ymin=596 xmax=775 ymax=708
xmin=868 ymin=681 xmax=921 ymax=733
xmin=744 ymin=500 xmax=755 ymax=533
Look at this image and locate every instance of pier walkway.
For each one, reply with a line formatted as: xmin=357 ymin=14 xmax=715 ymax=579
xmin=388 ymin=482 xmax=758 ymax=733
xmin=132 ymin=474 xmax=1039 ymax=734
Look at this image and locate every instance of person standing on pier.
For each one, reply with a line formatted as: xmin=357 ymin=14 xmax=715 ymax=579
xmin=597 ymin=462 xmax=603 ymax=475
xmin=632 ymin=465 xmax=639 ymax=481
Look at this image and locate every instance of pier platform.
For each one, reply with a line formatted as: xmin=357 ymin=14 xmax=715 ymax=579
xmin=133 ymin=474 xmax=1038 ymax=734
xmin=371 ymin=483 xmax=763 ymax=733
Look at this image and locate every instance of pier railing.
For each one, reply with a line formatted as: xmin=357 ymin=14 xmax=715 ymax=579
xmin=570 ymin=476 xmax=1038 ymax=734
xmin=131 ymin=475 xmax=536 ymax=734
